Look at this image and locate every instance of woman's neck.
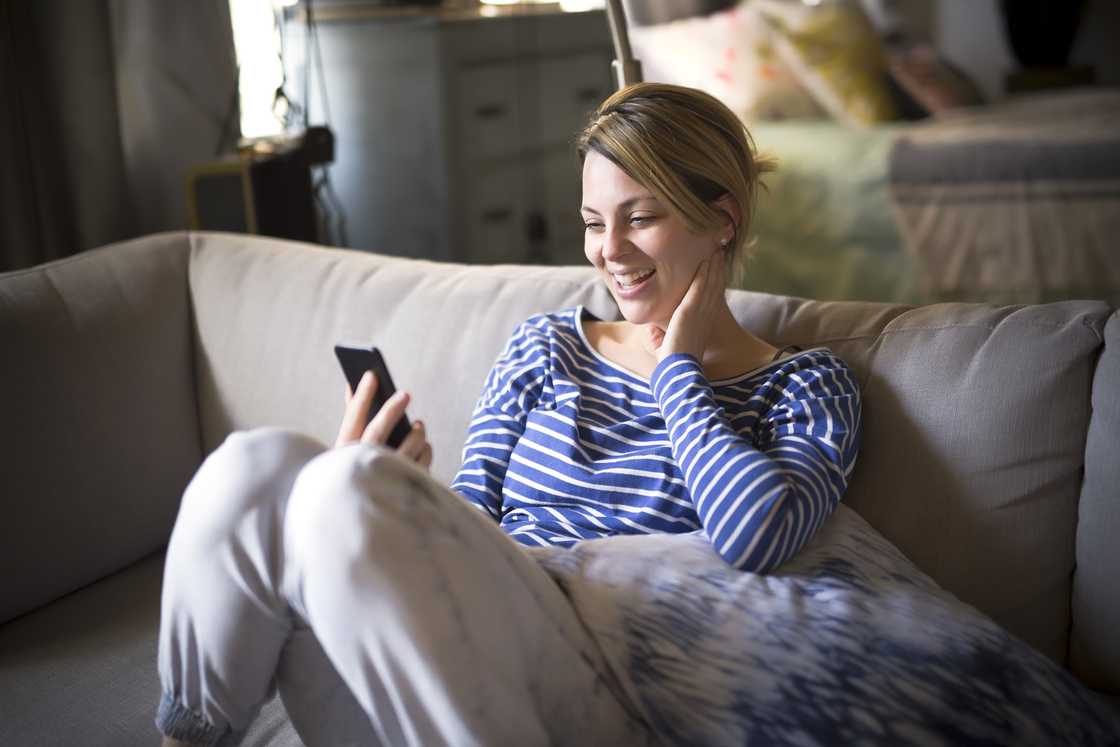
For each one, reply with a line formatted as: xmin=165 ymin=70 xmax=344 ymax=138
xmin=625 ymin=302 xmax=774 ymax=372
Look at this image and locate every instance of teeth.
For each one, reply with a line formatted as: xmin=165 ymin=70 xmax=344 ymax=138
xmin=614 ymin=269 xmax=654 ymax=287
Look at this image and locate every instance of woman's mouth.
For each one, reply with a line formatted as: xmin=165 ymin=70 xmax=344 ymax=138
xmin=612 ymin=268 xmax=656 ymax=297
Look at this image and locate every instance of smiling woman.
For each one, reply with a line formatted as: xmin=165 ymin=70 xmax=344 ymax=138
xmin=576 ymin=82 xmax=781 ymax=379
xmin=154 ymin=82 xmax=863 ymax=747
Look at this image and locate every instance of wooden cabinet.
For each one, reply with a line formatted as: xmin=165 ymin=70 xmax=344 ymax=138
xmin=286 ymin=4 xmax=613 ymax=264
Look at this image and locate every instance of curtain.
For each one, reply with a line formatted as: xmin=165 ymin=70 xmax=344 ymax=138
xmin=0 ymin=0 xmax=236 ymax=273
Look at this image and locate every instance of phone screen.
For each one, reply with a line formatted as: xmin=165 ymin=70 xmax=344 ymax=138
xmin=333 ymin=344 xmax=412 ymax=449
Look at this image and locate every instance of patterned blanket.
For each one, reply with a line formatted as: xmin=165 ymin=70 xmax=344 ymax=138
xmin=527 ymin=505 xmax=1120 ymax=746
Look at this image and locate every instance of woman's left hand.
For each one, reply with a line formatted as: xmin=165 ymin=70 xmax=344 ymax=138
xmin=647 ymin=251 xmax=726 ymax=364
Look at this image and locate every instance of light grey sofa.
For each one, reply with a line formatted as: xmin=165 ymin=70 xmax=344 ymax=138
xmin=1 ymin=231 xmax=1117 ymax=745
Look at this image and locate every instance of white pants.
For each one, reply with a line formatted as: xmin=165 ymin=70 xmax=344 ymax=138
xmin=155 ymin=428 xmax=656 ymax=747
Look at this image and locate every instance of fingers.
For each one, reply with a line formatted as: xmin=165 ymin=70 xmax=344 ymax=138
xmin=360 ymin=389 xmax=410 ymax=446
xmin=687 ymin=258 xmax=708 ymax=300
xmin=396 ymin=420 xmax=433 ymax=470
xmin=674 ymin=258 xmax=713 ymax=319
xmin=363 ymin=399 xmax=433 ymax=471
xmin=334 ymin=371 xmax=378 ymax=447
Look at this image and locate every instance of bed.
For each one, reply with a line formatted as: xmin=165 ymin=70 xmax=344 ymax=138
xmin=887 ymin=88 xmax=1120 ymax=306
xmin=742 ymin=88 xmax=1120 ymax=306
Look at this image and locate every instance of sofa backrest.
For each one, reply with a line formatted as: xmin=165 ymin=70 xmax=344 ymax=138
xmin=0 ymin=233 xmax=202 ymax=624
xmin=731 ymin=294 xmax=1110 ymax=671
xmin=187 ymin=232 xmax=1114 ymax=685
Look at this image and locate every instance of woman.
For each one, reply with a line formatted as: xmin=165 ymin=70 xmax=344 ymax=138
xmin=156 ymin=83 xmax=861 ymax=746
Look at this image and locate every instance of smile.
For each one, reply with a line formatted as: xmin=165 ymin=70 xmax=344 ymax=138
xmin=612 ymin=268 xmax=656 ymax=296
xmin=613 ymin=269 xmax=655 ymax=288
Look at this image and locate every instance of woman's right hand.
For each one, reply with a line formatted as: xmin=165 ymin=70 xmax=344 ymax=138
xmin=335 ymin=370 xmax=433 ymax=470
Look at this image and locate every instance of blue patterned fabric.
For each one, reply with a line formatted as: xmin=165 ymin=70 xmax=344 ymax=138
xmin=525 ymin=505 xmax=1120 ymax=746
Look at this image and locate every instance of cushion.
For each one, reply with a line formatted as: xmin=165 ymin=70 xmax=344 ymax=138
xmin=1072 ymin=310 xmax=1120 ymax=694
xmin=731 ymin=296 xmax=1110 ymax=665
xmin=629 ymin=2 xmax=823 ymax=122
xmin=527 ymin=506 xmax=1120 ymax=744
xmin=186 ymin=232 xmax=621 ymax=482
xmin=0 ymin=232 xmax=202 ymax=624
xmin=756 ymin=0 xmax=899 ymax=126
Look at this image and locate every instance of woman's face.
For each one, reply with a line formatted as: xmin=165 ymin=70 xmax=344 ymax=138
xmin=581 ymin=150 xmax=723 ymax=329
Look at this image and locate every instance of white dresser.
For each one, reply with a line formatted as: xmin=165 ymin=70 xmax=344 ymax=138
xmin=286 ymin=3 xmax=613 ymax=264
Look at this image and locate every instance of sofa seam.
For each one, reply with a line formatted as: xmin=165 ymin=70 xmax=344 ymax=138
xmin=186 ymin=232 xmax=208 ymax=465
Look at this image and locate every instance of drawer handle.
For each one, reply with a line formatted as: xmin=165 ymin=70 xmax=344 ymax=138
xmin=474 ymin=103 xmax=508 ymax=120
xmin=575 ymin=87 xmax=601 ymax=102
xmin=481 ymin=207 xmax=513 ymax=224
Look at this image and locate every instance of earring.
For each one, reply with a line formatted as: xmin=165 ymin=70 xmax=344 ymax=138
xmin=720 ymin=238 xmax=729 ymax=247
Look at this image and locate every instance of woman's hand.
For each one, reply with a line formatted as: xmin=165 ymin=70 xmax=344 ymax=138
xmin=647 ymin=251 xmax=726 ymax=363
xmin=335 ymin=370 xmax=433 ymax=470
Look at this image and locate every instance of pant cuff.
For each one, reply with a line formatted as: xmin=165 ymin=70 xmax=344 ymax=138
xmin=156 ymin=692 xmax=245 ymax=747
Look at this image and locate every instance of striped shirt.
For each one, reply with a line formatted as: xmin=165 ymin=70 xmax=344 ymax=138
xmin=450 ymin=306 xmax=862 ymax=573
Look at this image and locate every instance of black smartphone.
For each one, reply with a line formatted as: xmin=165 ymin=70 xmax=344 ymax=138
xmin=333 ymin=344 xmax=412 ymax=449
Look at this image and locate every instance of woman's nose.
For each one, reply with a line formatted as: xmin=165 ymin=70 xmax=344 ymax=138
xmin=601 ymin=224 xmax=629 ymax=261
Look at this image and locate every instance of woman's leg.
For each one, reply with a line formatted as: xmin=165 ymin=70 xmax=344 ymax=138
xmin=156 ymin=427 xmax=654 ymax=746
xmin=282 ymin=443 xmax=656 ymax=746
xmin=156 ymin=428 xmax=372 ymax=746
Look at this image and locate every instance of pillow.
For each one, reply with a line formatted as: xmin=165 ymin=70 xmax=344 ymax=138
xmin=757 ymin=0 xmax=899 ymax=126
xmin=526 ymin=506 xmax=1120 ymax=745
xmin=629 ymin=1 xmax=824 ymax=122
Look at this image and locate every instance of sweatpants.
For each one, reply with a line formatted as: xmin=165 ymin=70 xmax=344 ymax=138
xmin=155 ymin=427 xmax=657 ymax=747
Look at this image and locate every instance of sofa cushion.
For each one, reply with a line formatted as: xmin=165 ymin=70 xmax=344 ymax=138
xmin=186 ymin=232 xmax=1110 ymax=667
xmin=737 ymin=296 xmax=1112 ymax=668
xmin=1072 ymin=309 xmax=1120 ymax=694
xmin=0 ymin=552 xmax=302 ymax=747
xmin=187 ymin=232 xmax=620 ymax=480
xmin=0 ymin=233 xmax=202 ymax=624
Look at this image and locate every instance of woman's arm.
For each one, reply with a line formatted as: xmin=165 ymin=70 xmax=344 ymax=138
xmin=651 ymin=352 xmax=862 ymax=573
xmin=450 ymin=318 xmax=551 ymax=521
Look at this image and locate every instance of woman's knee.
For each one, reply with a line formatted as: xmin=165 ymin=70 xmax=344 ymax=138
xmin=173 ymin=427 xmax=327 ymax=552
xmin=283 ymin=444 xmax=430 ymax=563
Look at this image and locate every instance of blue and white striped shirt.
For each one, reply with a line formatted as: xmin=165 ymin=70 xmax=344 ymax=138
xmin=450 ymin=306 xmax=861 ymax=573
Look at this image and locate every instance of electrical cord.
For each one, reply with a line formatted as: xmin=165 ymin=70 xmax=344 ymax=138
xmin=304 ymin=0 xmax=347 ymax=246
xmin=215 ymin=65 xmax=241 ymax=156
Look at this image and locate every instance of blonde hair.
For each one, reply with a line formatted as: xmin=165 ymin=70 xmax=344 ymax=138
xmin=577 ymin=82 xmax=776 ymax=282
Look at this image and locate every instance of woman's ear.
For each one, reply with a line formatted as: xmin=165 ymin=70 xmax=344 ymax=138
xmin=714 ymin=194 xmax=741 ymax=247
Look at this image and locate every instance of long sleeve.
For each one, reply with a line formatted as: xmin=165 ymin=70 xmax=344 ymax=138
xmin=650 ymin=352 xmax=861 ymax=573
xmin=450 ymin=319 xmax=550 ymax=521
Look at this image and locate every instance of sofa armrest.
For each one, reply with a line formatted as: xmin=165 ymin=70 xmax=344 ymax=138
xmin=0 ymin=232 xmax=202 ymax=624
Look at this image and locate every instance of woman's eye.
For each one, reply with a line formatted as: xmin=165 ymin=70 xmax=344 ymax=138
xmin=583 ymin=221 xmax=603 ymax=231
xmin=630 ymin=215 xmax=655 ymax=226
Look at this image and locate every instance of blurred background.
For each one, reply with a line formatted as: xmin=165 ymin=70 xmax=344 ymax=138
xmin=2 ymin=0 xmax=1118 ymax=304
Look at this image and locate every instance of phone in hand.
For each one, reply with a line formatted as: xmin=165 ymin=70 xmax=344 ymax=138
xmin=333 ymin=344 xmax=412 ymax=449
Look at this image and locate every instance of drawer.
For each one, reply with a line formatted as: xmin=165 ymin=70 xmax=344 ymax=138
xmin=456 ymin=63 xmax=523 ymax=161
xmin=535 ymin=51 xmax=611 ymax=149
xmin=540 ymin=150 xmax=587 ymax=265
xmin=462 ymin=164 xmax=531 ymax=264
